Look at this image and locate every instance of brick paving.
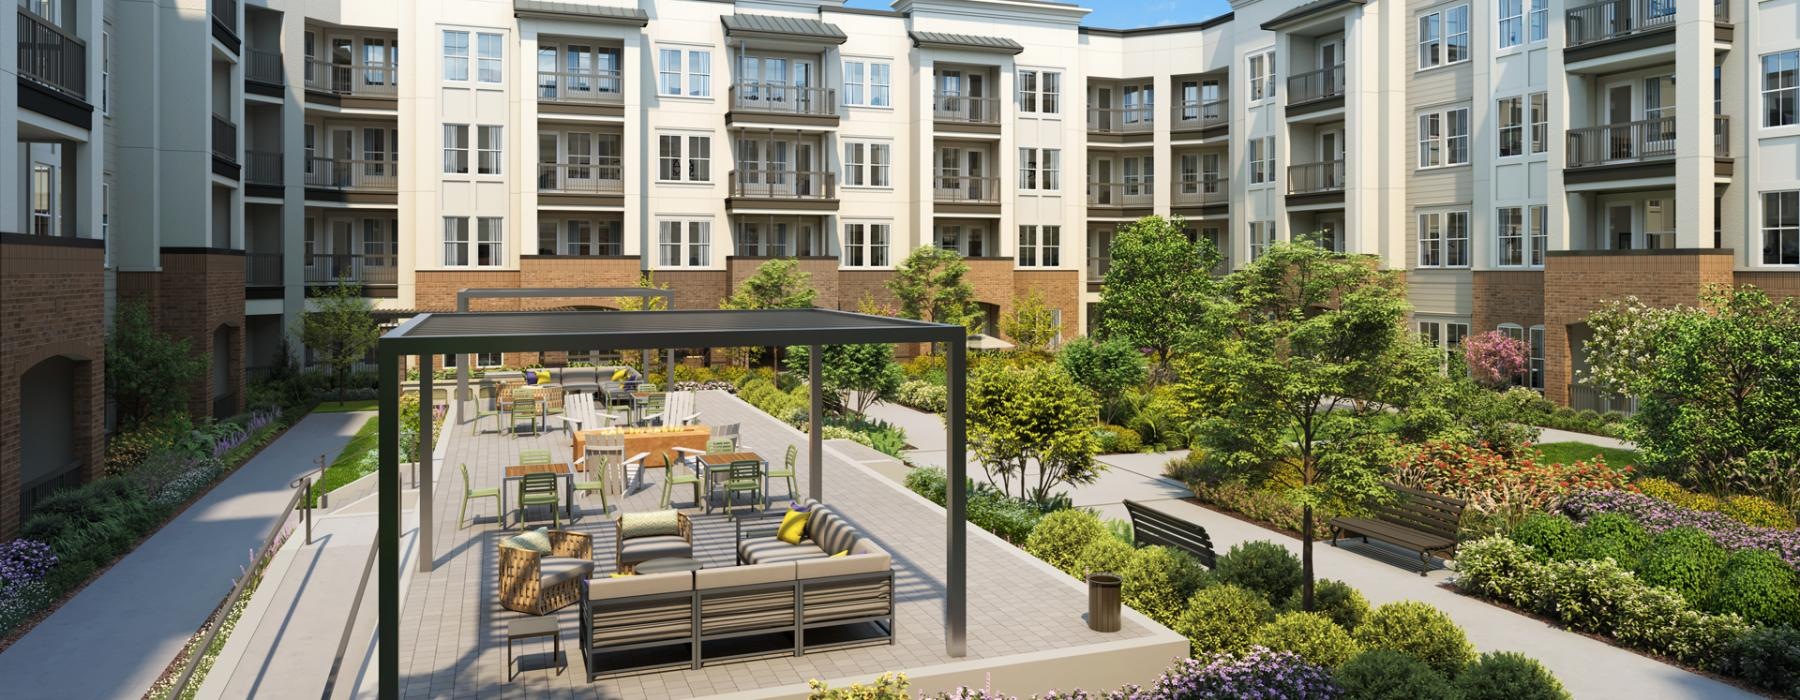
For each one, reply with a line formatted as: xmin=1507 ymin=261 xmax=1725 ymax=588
xmin=395 ymin=390 xmax=1153 ymax=698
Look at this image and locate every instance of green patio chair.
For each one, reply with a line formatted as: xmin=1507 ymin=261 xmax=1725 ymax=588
xmin=516 ymin=471 xmax=561 ymax=530
xmin=765 ymin=444 xmax=799 ymax=509
xmin=572 ymin=452 xmax=611 ymax=519
xmin=459 ymin=463 xmax=500 ymax=529
xmin=508 ymin=396 xmax=543 ymax=435
xmin=470 ymin=394 xmax=502 ymax=435
xmin=720 ymin=459 xmax=764 ymax=520
xmin=660 ymin=450 xmax=703 ymax=510
xmin=518 ymin=449 xmax=552 ymax=466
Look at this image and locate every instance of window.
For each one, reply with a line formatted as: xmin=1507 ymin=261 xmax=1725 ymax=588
xmin=844 ymin=59 xmax=892 ymax=107
xmin=658 ymin=47 xmax=712 ymax=97
xmin=1498 ymin=0 xmax=1523 ymax=49
xmin=1530 ymin=206 xmax=1547 ymax=266
xmin=1122 ymin=155 xmax=1154 ymax=195
xmin=443 ymin=217 xmax=469 ymax=265
xmin=1764 ymin=51 xmax=1798 ymax=127
xmin=1529 ymin=0 xmax=1548 ymax=42
xmin=1498 ymin=96 xmax=1524 ymax=157
xmin=657 ymin=134 xmax=711 ymax=182
xmin=1018 ymin=225 xmax=1061 ymax=267
xmin=844 ymin=60 xmax=864 ymax=106
xmin=29 ymin=162 xmax=55 ymax=236
xmin=1418 ymin=113 xmax=1441 ymax=167
xmin=1248 ymin=51 xmax=1276 ymax=102
xmin=842 ymin=222 xmax=890 ymax=267
xmin=1417 ymin=211 xmax=1469 ymax=267
xmin=477 ymin=218 xmax=503 ymax=266
xmin=101 ymin=182 xmax=110 ymax=243
xmin=1497 ymin=207 xmax=1526 ymax=266
xmin=1529 ymin=92 xmax=1548 ymax=154
xmin=443 ymin=124 xmax=469 ymax=174
xmin=1418 ymin=5 xmax=1469 ymax=69
xmin=657 ymin=220 xmax=711 ymax=267
xmin=871 ymin=63 xmax=890 ymax=107
xmin=844 ymin=141 xmax=891 ymax=187
xmin=1417 ymin=108 xmax=1469 ymax=168
xmin=1528 ymin=325 xmax=1545 ymax=390
xmin=442 ymin=30 xmax=469 ymax=81
xmin=477 ymin=126 xmax=502 ymax=174
xmin=101 ymin=31 xmax=110 ymax=114
xmin=1018 ymin=148 xmax=1060 ymax=191
xmin=1250 ymin=221 xmax=1276 ymax=260
xmin=1249 ymin=137 xmax=1276 ymax=184
xmin=1764 ymin=191 xmax=1800 ymax=265
xmin=1418 ymin=319 xmax=1471 ymax=371
xmin=1018 ymin=69 xmax=1061 ymax=114
xmin=476 ymin=32 xmax=502 ymax=83
xmin=476 ymin=352 xmax=503 ymax=369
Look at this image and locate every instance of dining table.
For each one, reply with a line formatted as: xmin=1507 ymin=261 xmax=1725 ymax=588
xmin=696 ymin=451 xmax=768 ymax=514
xmin=503 ymin=462 xmax=575 ymax=525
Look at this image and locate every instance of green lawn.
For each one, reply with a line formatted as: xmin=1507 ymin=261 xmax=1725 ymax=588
xmin=311 ymin=415 xmax=377 ymax=505
xmin=1537 ymin=441 xmax=1640 ymax=467
xmin=313 ymin=398 xmax=378 ymax=413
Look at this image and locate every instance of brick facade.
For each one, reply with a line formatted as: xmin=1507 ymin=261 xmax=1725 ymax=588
xmin=118 ymin=250 xmax=247 ymax=418
xmin=0 ymin=236 xmax=107 ymax=538
xmin=1470 ymin=271 xmax=1546 ymax=332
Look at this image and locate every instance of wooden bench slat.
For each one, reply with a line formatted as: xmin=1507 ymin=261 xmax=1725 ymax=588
xmin=1124 ymin=500 xmax=1216 ymax=568
xmin=1328 ymin=483 xmax=1466 ymax=575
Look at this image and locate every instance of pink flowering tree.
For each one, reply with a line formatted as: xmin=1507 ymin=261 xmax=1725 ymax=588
xmin=1463 ymin=330 xmax=1530 ymax=389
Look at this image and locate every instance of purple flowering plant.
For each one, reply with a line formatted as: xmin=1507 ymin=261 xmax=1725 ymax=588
xmin=0 ymin=539 xmax=58 ymax=586
xmin=1562 ymin=489 xmax=1800 ymax=569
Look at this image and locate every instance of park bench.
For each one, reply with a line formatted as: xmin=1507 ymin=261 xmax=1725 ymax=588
xmin=1123 ymin=499 xmax=1216 ymax=568
xmin=1329 ymin=482 xmax=1466 ymax=575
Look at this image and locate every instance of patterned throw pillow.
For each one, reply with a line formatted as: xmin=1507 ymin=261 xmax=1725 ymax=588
xmin=503 ymin=527 xmax=553 ymax=554
xmin=619 ymin=510 xmax=681 ymax=539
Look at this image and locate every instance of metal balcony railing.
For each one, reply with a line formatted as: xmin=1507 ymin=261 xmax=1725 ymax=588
xmin=1087 ymin=181 xmax=1156 ymax=207
xmin=247 ymin=48 xmax=284 ymax=85
xmin=932 ymin=93 xmax=1001 ymax=125
xmin=304 ymin=59 xmax=398 ymax=97
xmin=1565 ymin=0 xmax=1700 ymax=46
xmin=538 ymin=160 xmax=624 ymax=194
xmin=305 ymin=253 xmax=396 ymax=285
xmin=211 ymin=0 xmax=237 ymax=36
xmin=728 ymin=170 xmax=836 ymax=199
xmin=729 ymin=82 xmax=836 ymax=117
xmin=1087 ymin=106 xmax=1156 ymax=134
xmin=303 ymin=157 xmax=398 ymax=191
xmin=17 ymin=8 xmax=87 ymax=100
xmin=1174 ymin=177 xmax=1230 ymax=206
xmin=1565 ymin=116 xmax=1728 ymax=167
xmin=932 ymin=174 xmax=1000 ymax=203
xmin=246 ymin=150 xmax=282 ymax=184
xmin=1288 ymin=160 xmax=1347 ymax=194
xmin=1288 ymin=64 xmax=1346 ymax=105
xmin=245 ymin=252 xmax=283 ymax=286
xmin=537 ymin=69 xmax=623 ymax=104
xmin=212 ymin=115 xmax=238 ymax=163
xmin=1173 ymin=99 xmax=1229 ymax=129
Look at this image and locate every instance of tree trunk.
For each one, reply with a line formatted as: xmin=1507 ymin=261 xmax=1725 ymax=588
xmin=1302 ymin=504 xmax=1315 ymax=611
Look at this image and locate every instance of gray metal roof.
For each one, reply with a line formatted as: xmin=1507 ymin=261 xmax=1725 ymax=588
xmin=908 ymin=30 xmax=1026 ymax=55
xmin=1260 ymin=0 xmax=1366 ymax=29
xmin=380 ymin=308 xmax=965 ymax=354
xmin=513 ymin=0 xmax=650 ymax=26
xmin=722 ymin=13 xmax=848 ymax=44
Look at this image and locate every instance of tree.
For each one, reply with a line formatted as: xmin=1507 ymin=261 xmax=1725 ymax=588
xmin=888 ymin=247 xmax=982 ymax=333
xmin=1001 ymin=289 xmax=1060 ymax=354
xmin=968 ymin=361 xmax=1103 ymax=503
xmin=784 ymin=343 xmax=905 ymax=417
xmin=1462 ymin=331 xmax=1530 ymax=390
xmin=1176 ymin=242 xmax=1442 ymax=609
xmin=1058 ymin=336 xmax=1148 ymax=423
xmin=1095 ymin=216 xmax=1221 ymax=379
xmin=107 ymin=301 xmax=207 ymax=425
xmin=721 ymin=259 xmax=817 ymax=368
xmin=615 ymin=273 xmax=672 ymax=373
xmin=301 ymin=282 xmax=380 ymax=405
xmin=1582 ymin=285 xmax=1800 ymax=504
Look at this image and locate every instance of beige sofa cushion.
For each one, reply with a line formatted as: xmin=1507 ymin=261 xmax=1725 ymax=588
xmin=619 ymin=510 xmax=683 ymax=538
xmin=539 ymin=556 xmax=595 ymax=588
xmin=619 ymin=534 xmax=694 ymax=564
xmin=587 ymin=570 xmax=693 ymax=600
xmin=739 ymin=536 xmax=830 ymax=565
xmin=696 ymin=561 xmax=796 ymax=590
xmin=795 ymin=549 xmax=890 ymax=580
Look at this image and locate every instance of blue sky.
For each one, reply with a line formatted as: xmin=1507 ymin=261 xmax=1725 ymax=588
xmin=841 ymin=0 xmax=1235 ymax=28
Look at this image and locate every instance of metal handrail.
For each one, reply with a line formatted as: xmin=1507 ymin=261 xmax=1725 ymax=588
xmin=1565 ymin=0 xmax=1686 ymax=46
xmin=932 ymin=93 xmax=1001 ymax=124
xmin=729 ymin=169 xmax=836 ymax=199
xmin=17 ymin=8 xmax=87 ymax=99
xmin=537 ymin=69 xmax=623 ymax=104
xmin=304 ymin=59 xmax=398 ymax=97
xmin=1174 ymin=177 xmax=1230 ymax=205
xmin=1087 ymin=181 xmax=1156 ymax=206
xmin=1288 ymin=160 xmax=1347 ymax=194
xmin=211 ymin=0 xmax=237 ymax=35
xmin=303 ymin=157 xmax=398 ymax=191
xmin=538 ymin=160 xmax=623 ymax=193
xmin=245 ymin=252 xmax=283 ymax=286
xmin=1565 ymin=116 xmax=1687 ymax=167
xmin=247 ymin=150 xmax=283 ymax=185
xmin=212 ymin=115 xmax=238 ymax=163
xmin=1087 ymin=106 xmax=1156 ymax=133
xmin=729 ymin=82 xmax=837 ymax=116
xmin=1173 ymin=99 xmax=1229 ymax=127
xmin=320 ymin=536 xmax=380 ymax=699
xmin=932 ymin=174 xmax=1000 ymax=203
xmin=1288 ymin=64 xmax=1346 ymax=105
xmin=247 ymin=48 xmax=284 ymax=85
xmin=305 ymin=253 xmax=398 ymax=285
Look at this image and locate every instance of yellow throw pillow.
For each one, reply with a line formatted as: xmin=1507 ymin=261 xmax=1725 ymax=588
xmin=830 ymin=550 xmax=849 ymax=559
xmin=776 ymin=509 xmax=811 ymax=545
xmin=611 ymin=368 xmax=629 ymax=382
xmin=609 ymin=571 xmax=634 ymax=578
xmin=536 ymin=369 xmax=552 ymax=384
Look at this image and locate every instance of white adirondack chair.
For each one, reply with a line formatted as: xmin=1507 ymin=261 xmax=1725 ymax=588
xmin=645 ymin=390 xmax=700 ymax=426
xmin=550 ymin=392 xmax=615 ymax=433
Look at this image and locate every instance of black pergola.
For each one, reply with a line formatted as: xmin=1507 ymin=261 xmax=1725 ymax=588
xmin=374 ymin=308 xmax=969 ymax=697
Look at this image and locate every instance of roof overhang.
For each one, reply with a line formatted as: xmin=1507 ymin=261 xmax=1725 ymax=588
xmin=1261 ymin=0 xmax=1365 ymax=30
xmin=722 ymin=13 xmax=848 ymax=45
xmin=909 ymin=30 xmax=1026 ymax=55
xmin=514 ymin=0 xmax=649 ymax=27
xmin=379 ymin=308 xmax=967 ymax=355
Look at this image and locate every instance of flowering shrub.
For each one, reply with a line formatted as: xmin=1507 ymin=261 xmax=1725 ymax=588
xmin=1137 ymin=648 xmax=1340 ymax=699
xmin=1463 ymin=331 xmax=1530 ymax=389
xmin=1636 ymin=477 xmax=1798 ymax=530
xmin=0 ymin=539 xmax=57 ymax=585
xmin=1393 ymin=442 xmax=1631 ymax=529
xmin=1562 ymin=490 xmax=1800 ymax=569
xmin=0 ymin=580 xmax=52 ymax=633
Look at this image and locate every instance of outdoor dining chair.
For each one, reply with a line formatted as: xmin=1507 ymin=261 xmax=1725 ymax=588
xmin=710 ymin=423 xmax=741 ymax=449
xmin=720 ymin=459 xmax=764 ymax=520
xmin=460 ymin=463 xmax=500 ymax=529
xmin=471 ymin=389 xmax=502 ymax=436
xmin=508 ymin=389 xmax=543 ymax=435
xmin=765 ymin=444 xmax=799 ymax=508
xmin=571 ymin=456 xmax=611 ymax=519
xmin=519 ymin=449 xmax=553 ymax=466
xmin=659 ymin=450 xmax=703 ymax=510
xmin=516 ymin=472 xmax=562 ymax=529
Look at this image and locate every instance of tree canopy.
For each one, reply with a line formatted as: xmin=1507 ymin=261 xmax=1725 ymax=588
xmin=1095 ymin=216 xmax=1221 ymax=377
xmin=888 ymin=247 xmax=983 ymax=333
xmin=301 ymin=282 xmax=381 ymax=405
xmin=784 ymin=343 xmax=904 ymax=417
xmin=1001 ymin=289 xmax=1060 ymax=354
xmin=107 ymin=301 xmax=207 ymax=425
xmin=721 ymin=258 xmax=818 ymax=311
xmin=968 ymin=361 xmax=1102 ymax=503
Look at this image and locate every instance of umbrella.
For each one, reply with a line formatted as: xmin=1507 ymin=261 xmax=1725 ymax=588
xmin=966 ymin=333 xmax=1015 ymax=351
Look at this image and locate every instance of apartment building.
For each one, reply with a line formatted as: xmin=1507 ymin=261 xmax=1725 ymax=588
xmin=2 ymin=0 xmax=1796 ymax=537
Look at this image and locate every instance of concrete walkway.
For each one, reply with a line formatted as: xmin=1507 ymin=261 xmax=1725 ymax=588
xmin=1537 ymin=426 xmax=1634 ymax=450
xmin=0 ymin=411 xmax=368 ymax=700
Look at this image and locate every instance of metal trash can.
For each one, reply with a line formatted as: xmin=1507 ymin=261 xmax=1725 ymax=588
xmin=1087 ymin=572 xmax=1122 ymax=632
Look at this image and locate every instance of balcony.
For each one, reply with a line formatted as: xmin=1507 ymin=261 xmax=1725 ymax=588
xmin=304 ymin=253 xmax=396 ymax=286
xmin=933 ymin=174 xmax=1001 ymax=205
xmin=536 ymin=69 xmax=623 ymax=118
xmin=1088 ymin=107 xmax=1155 ymax=135
xmin=1565 ymin=0 xmax=1731 ymax=68
xmin=727 ymin=170 xmax=837 ymax=211
xmin=246 ymin=151 xmax=282 ymax=186
xmin=246 ymin=48 xmax=284 ymax=87
xmin=1564 ymin=116 xmax=1731 ymax=183
xmin=1087 ymin=182 xmax=1155 ymax=215
xmin=1173 ymin=178 xmax=1231 ymax=208
xmin=304 ymin=60 xmax=398 ymax=103
xmin=211 ymin=0 xmax=239 ymax=50
xmin=304 ymin=157 xmax=398 ymax=198
xmin=728 ymin=83 xmax=837 ymax=124
xmin=538 ymin=160 xmax=624 ymax=207
xmin=1287 ymin=65 xmax=1345 ymax=118
xmin=245 ymin=252 xmax=283 ymax=287
xmin=1171 ymin=99 xmax=1228 ymax=136
xmin=17 ymin=8 xmax=87 ymax=104
xmin=1287 ymin=160 xmax=1346 ymax=199
xmin=932 ymin=94 xmax=1001 ymax=131
xmin=212 ymin=115 xmax=239 ymax=179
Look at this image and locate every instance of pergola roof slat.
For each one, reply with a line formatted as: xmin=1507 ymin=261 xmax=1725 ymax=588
xmin=381 ymin=308 xmax=966 ymax=353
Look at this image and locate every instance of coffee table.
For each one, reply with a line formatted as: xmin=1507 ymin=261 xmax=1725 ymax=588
xmin=634 ymin=556 xmax=703 ymax=575
xmin=506 ymin=616 xmax=564 ymax=680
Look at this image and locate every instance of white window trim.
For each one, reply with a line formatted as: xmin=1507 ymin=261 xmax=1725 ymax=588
xmin=1415 ymin=106 xmax=1470 ymax=169
xmin=1016 ymin=67 xmax=1063 ymax=118
xmin=1017 ymin=224 xmax=1062 ymax=268
xmin=1495 ymin=205 xmax=1544 ymax=269
xmin=655 ymin=132 xmax=713 ymax=184
xmin=1497 ymin=95 xmax=1526 ymax=159
xmin=1247 ymin=50 xmax=1277 ymax=103
xmin=842 ymin=56 xmax=895 ymax=109
xmin=656 ymin=218 xmax=714 ymax=268
xmin=1760 ymin=190 xmax=1800 ymax=267
xmin=1415 ymin=5 xmax=1470 ymax=71
xmin=656 ymin=43 xmax=713 ymax=100
xmin=1762 ymin=51 xmax=1800 ymax=130
xmin=442 ymin=29 xmax=470 ymax=82
xmin=840 ymin=220 xmax=894 ymax=269
xmin=842 ymin=139 xmax=894 ymax=190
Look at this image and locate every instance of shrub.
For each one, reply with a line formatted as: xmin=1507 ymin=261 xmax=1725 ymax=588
xmin=1453 ymin=536 xmax=1548 ymax=608
xmin=1026 ymin=509 xmax=1108 ymax=575
xmin=1174 ymin=584 xmax=1275 ymax=655
xmin=0 ymin=539 xmax=58 ymax=586
xmin=1184 ymin=479 xmax=1335 ymax=539
xmin=1281 ymin=579 xmax=1369 ymax=630
xmin=1637 ymin=477 xmax=1722 ymax=511
xmin=1610 ymin=583 xmax=1749 ymax=665
xmin=1121 ymin=545 xmax=1209 ymax=626
xmin=1572 ymin=512 xmax=1650 ymax=569
xmin=1721 ymin=495 xmax=1798 ymax=530
xmin=806 ymin=672 xmax=911 ymax=699
xmin=1139 ymin=648 xmax=1341 ymax=700
xmin=0 ymin=580 xmax=53 ymax=634
xmin=1352 ymin=602 xmax=1474 ymax=677
xmin=1715 ymin=625 xmax=1800 ymax=699
xmin=895 ymin=380 xmax=948 ymax=413
xmin=1393 ymin=441 xmax=1630 ymax=528
xmin=1454 ymin=652 xmax=1571 ymax=700
xmin=1093 ymin=424 xmax=1143 ymax=454
xmin=1509 ymin=513 xmax=1580 ymax=562
xmin=1214 ymin=541 xmax=1304 ymax=605
xmin=1335 ymin=648 xmax=1456 ymax=700
xmin=1635 ymin=526 xmax=1728 ymax=606
xmin=1072 ymin=535 xmax=1134 ymax=578
xmin=1538 ymin=557 xmax=1642 ymax=634
xmin=1563 ymin=489 xmax=1800 ymax=568
xmin=1709 ymin=549 xmax=1800 ymax=626
xmin=1251 ymin=611 xmax=1361 ymax=667
xmin=904 ymin=468 xmax=1048 ymax=544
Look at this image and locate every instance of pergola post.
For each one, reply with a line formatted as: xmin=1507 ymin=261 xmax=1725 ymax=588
xmin=417 ymin=369 xmax=434 ymax=573
xmin=808 ymin=344 xmax=823 ymax=501
xmin=376 ymin=350 xmax=402 ymax=698
xmin=945 ymin=339 xmax=967 ymax=657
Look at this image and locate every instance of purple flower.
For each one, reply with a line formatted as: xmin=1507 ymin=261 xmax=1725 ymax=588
xmin=0 ymin=539 xmax=58 ymax=586
xmin=1563 ymin=489 xmax=1800 ymax=569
